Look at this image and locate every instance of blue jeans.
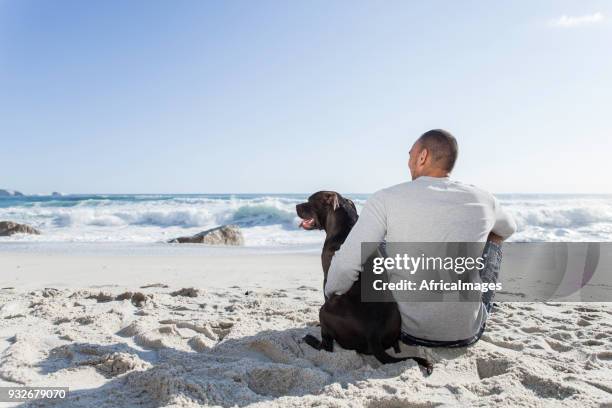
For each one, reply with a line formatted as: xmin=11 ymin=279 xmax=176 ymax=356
xmin=481 ymin=240 xmax=503 ymax=313
xmin=401 ymin=241 xmax=503 ymax=348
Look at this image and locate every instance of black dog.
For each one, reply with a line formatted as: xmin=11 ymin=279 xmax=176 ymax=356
xmin=297 ymin=191 xmax=433 ymax=373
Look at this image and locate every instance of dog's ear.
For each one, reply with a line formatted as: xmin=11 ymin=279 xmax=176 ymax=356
xmin=340 ymin=198 xmax=358 ymax=224
xmin=325 ymin=192 xmax=340 ymax=211
xmin=344 ymin=199 xmax=356 ymax=213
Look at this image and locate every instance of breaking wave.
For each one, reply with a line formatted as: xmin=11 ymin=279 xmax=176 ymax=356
xmin=0 ymin=195 xmax=347 ymax=245
xmin=1 ymin=193 xmax=611 ymax=245
xmin=498 ymin=195 xmax=612 ymax=242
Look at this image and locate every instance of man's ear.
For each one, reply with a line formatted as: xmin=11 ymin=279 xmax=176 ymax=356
xmin=419 ymin=148 xmax=429 ymax=165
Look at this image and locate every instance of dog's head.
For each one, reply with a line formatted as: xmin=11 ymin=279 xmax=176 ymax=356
xmin=296 ymin=191 xmax=357 ymax=231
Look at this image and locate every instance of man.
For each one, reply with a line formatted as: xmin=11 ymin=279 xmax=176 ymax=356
xmin=325 ymin=129 xmax=516 ymax=347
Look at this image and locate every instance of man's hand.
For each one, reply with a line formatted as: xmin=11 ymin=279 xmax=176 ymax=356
xmin=487 ymin=232 xmax=504 ymax=245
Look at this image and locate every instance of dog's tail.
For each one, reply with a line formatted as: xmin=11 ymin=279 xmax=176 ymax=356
xmin=370 ymin=337 xmax=433 ymax=375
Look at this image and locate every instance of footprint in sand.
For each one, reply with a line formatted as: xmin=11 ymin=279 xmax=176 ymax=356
xmin=520 ymin=326 xmax=541 ymax=334
xmin=550 ymin=331 xmax=573 ymax=341
xmin=245 ymin=365 xmax=330 ymax=397
xmin=476 ymin=356 xmax=513 ymax=379
xmin=580 ymin=313 xmax=601 ymax=321
xmin=575 ymin=306 xmax=600 ymax=313
xmin=480 ymin=334 xmax=524 ymax=351
xmin=188 ymin=335 xmax=216 ymax=352
xmin=79 ymin=352 xmax=151 ymax=378
xmin=581 ymin=339 xmax=604 ymax=347
xmin=596 ymin=351 xmax=612 ymax=361
xmin=577 ymin=318 xmax=592 ymax=327
xmin=518 ymin=372 xmax=578 ymax=399
xmin=545 ymin=339 xmax=572 ymax=352
xmin=364 ymin=396 xmax=436 ymax=408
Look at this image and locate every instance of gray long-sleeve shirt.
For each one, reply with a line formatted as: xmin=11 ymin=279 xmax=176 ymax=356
xmin=325 ymin=176 xmax=516 ymax=341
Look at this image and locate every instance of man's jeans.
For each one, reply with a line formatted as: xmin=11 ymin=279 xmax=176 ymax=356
xmin=480 ymin=240 xmax=503 ymax=313
xmin=400 ymin=241 xmax=503 ymax=348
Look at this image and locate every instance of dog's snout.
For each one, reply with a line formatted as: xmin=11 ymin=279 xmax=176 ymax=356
xmin=296 ymin=202 xmax=308 ymax=217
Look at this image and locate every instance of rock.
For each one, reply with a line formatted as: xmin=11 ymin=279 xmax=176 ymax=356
xmin=42 ymin=288 xmax=61 ymax=298
xmin=51 ymin=192 xmax=63 ymax=197
xmin=0 ymin=221 xmax=40 ymax=236
xmin=87 ymin=292 xmax=115 ymax=303
xmin=170 ymin=288 xmax=199 ymax=297
xmin=168 ymin=225 xmax=244 ymax=245
xmin=0 ymin=189 xmax=24 ymax=197
xmin=83 ymin=291 xmax=148 ymax=306
xmin=115 ymin=292 xmax=134 ymax=301
xmin=130 ymin=292 xmax=148 ymax=307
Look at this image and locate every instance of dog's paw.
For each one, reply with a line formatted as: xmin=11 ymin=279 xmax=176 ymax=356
xmin=423 ymin=361 xmax=434 ymax=376
xmin=414 ymin=357 xmax=434 ymax=376
xmin=302 ymin=334 xmax=322 ymax=350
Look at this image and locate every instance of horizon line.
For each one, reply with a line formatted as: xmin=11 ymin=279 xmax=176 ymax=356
xmin=3 ymin=192 xmax=612 ymax=196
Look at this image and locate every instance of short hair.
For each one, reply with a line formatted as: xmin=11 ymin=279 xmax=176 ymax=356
xmin=417 ymin=129 xmax=459 ymax=172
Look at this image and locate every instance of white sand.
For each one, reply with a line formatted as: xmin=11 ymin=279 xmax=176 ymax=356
xmin=0 ymin=247 xmax=611 ymax=407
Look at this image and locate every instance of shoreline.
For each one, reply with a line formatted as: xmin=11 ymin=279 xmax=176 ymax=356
xmin=0 ymin=245 xmax=322 ymax=291
xmin=0 ymin=241 xmax=321 ymax=255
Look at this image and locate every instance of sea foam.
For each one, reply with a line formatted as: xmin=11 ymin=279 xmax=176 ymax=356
xmin=1 ymin=194 xmax=611 ymax=246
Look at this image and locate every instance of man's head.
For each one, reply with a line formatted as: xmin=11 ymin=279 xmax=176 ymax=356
xmin=408 ymin=129 xmax=458 ymax=180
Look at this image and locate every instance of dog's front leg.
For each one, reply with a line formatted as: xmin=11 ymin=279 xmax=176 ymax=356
xmin=321 ymin=331 xmax=334 ymax=352
xmin=303 ymin=330 xmax=334 ymax=352
xmin=303 ymin=334 xmax=323 ymax=350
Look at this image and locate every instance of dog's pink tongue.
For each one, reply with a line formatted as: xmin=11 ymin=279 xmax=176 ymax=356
xmin=299 ymin=218 xmax=314 ymax=229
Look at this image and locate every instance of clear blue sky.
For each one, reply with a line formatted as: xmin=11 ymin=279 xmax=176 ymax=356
xmin=1 ymin=0 xmax=610 ymax=194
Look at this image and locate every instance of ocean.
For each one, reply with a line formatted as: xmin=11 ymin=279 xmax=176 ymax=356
xmin=1 ymin=193 xmax=612 ymax=249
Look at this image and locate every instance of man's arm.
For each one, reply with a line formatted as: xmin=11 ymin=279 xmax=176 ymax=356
xmin=491 ymin=197 xmax=516 ymax=240
xmin=324 ymin=192 xmax=387 ymax=297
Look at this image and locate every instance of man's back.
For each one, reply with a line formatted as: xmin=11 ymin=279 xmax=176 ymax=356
xmin=325 ymin=176 xmax=516 ymax=342
xmin=382 ymin=176 xmax=510 ymax=243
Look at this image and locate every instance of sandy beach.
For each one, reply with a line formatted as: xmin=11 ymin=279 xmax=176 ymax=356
xmin=3 ymin=0 xmax=612 ymax=405
xmin=1 ymin=246 xmax=611 ymax=407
